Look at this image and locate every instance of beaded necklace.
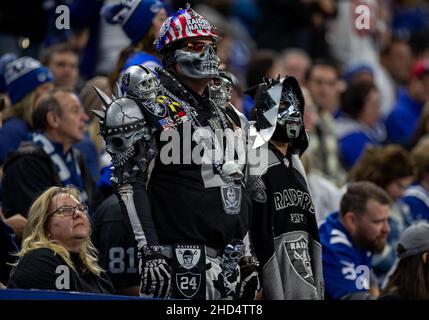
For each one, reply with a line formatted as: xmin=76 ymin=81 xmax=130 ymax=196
xmin=158 ymin=68 xmax=236 ymax=184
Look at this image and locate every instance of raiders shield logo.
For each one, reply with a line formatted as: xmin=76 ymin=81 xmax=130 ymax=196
xmin=176 ymin=272 xmax=202 ymax=298
xmin=145 ymin=100 xmax=167 ymax=117
xmin=172 ymin=244 xmax=206 ymax=299
xmin=221 ymin=185 xmax=241 ymax=215
xmin=247 ymin=176 xmax=267 ymax=203
xmin=284 ymin=235 xmax=315 ymax=287
xmin=121 ymin=72 xmax=130 ymax=87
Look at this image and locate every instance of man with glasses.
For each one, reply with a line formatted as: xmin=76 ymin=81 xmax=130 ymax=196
xmin=2 ymin=88 xmax=95 ymax=240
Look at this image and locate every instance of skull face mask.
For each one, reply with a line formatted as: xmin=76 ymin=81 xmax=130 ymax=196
xmin=221 ymin=240 xmax=245 ymax=273
xmin=92 ymin=88 xmax=155 ymax=169
xmin=120 ymin=65 xmax=158 ymax=101
xmin=209 ymin=71 xmax=233 ymax=107
xmin=175 ymin=42 xmax=220 ymax=79
xmin=272 ymin=89 xmax=303 ymax=143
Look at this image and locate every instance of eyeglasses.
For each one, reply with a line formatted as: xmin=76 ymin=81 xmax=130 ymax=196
xmin=47 ymin=204 xmax=88 ymax=219
xmin=182 ymin=41 xmax=216 ymax=53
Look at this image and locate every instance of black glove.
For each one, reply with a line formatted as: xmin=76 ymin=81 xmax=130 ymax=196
xmin=214 ymin=269 xmax=240 ymax=300
xmin=238 ymin=256 xmax=262 ymax=300
xmin=140 ymin=247 xmax=171 ymax=299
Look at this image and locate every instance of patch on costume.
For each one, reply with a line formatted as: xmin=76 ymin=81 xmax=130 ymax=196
xmin=145 ymin=100 xmax=167 ymax=117
xmin=159 ymin=117 xmax=175 ymax=130
xmin=221 ymin=185 xmax=241 ymax=215
xmin=171 ymin=110 xmax=189 ymax=125
xmin=247 ymin=176 xmax=267 ymax=203
xmin=172 ymin=244 xmax=206 ymax=299
xmin=178 ymin=110 xmax=189 ymax=122
xmin=284 ymin=235 xmax=315 ymax=287
xmin=120 ymin=72 xmax=130 ymax=87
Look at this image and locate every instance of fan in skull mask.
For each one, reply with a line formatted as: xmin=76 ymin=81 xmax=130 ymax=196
xmin=92 ymin=87 xmax=157 ymax=183
xmin=93 ymin=87 xmax=171 ymax=299
xmin=118 ymin=65 xmax=159 ymax=101
xmin=247 ymin=76 xmax=325 ymax=300
xmin=209 ymin=71 xmax=233 ymax=108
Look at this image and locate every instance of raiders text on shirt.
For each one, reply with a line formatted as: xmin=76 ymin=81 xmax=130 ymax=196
xmin=273 ymin=188 xmax=315 ymax=213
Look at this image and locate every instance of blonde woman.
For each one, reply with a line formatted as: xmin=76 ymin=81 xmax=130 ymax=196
xmin=8 ymin=186 xmax=113 ymax=294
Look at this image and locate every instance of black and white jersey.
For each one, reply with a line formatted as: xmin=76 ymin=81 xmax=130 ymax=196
xmin=92 ymin=194 xmax=141 ymax=290
xmin=249 ymin=143 xmax=324 ymax=300
xmin=137 ymin=69 xmax=251 ymax=250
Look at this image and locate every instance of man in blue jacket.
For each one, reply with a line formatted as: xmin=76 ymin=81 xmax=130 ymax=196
xmin=319 ymin=181 xmax=391 ymax=300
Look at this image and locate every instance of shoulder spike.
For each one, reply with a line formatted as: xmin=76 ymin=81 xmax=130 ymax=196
xmin=93 ymin=86 xmax=112 ymax=107
xmin=92 ymin=109 xmax=105 ymax=120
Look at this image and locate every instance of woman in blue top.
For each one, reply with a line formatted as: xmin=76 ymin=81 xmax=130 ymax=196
xmin=334 ymin=82 xmax=387 ymax=170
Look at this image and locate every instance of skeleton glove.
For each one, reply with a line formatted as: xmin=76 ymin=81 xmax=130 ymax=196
xmin=140 ymin=247 xmax=172 ymax=299
xmin=238 ymin=256 xmax=262 ymax=300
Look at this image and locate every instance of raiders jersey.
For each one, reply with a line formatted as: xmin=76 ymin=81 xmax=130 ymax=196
xmin=319 ymin=212 xmax=372 ymax=300
xmin=92 ymin=194 xmax=141 ymax=290
xmin=250 ymin=143 xmax=324 ymax=300
xmin=137 ymin=69 xmax=251 ymax=250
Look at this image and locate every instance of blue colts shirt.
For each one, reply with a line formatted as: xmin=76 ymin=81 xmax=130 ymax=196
xmin=319 ymin=212 xmax=372 ymax=300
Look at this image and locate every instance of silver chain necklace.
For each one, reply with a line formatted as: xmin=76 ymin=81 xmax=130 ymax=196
xmin=159 ymin=70 xmax=235 ymax=184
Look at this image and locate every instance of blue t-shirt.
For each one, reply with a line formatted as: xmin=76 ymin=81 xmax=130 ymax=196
xmin=74 ymin=132 xmax=99 ymax=182
xmin=402 ymin=183 xmax=429 ymax=222
xmin=0 ymin=117 xmax=32 ymax=166
xmin=385 ymin=89 xmax=423 ymax=144
xmin=334 ymin=114 xmax=386 ymax=169
xmin=319 ymin=212 xmax=372 ymax=300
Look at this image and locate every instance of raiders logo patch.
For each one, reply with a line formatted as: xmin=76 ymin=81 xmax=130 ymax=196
xmin=221 ymin=185 xmax=241 ymax=215
xmin=171 ymin=244 xmax=206 ymax=299
xmin=284 ymin=235 xmax=315 ymax=287
xmin=247 ymin=176 xmax=267 ymax=203
xmin=145 ymin=100 xmax=167 ymax=117
xmin=121 ymin=72 xmax=130 ymax=87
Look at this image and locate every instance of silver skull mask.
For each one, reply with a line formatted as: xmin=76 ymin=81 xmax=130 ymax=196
xmin=209 ymin=71 xmax=233 ymax=107
xmin=92 ymin=88 xmax=153 ymax=168
xmin=221 ymin=240 xmax=245 ymax=273
xmin=175 ymin=43 xmax=220 ymax=79
xmin=277 ymin=89 xmax=303 ymax=140
xmin=119 ymin=65 xmax=158 ymax=101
